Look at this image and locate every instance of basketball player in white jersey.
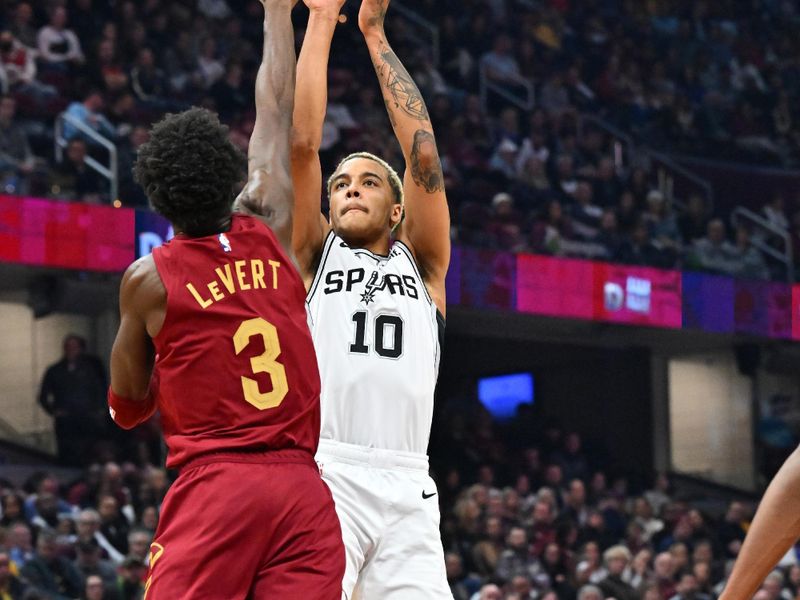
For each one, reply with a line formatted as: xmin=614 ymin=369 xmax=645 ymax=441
xmin=291 ymin=0 xmax=451 ymax=597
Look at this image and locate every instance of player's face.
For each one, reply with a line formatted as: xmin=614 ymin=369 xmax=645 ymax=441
xmin=329 ymin=157 xmax=402 ymax=248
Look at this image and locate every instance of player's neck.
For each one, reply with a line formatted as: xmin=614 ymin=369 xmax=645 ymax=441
xmin=354 ymin=236 xmax=391 ymax=257
xmin=174 ymin=215 xmax=233 ymax=238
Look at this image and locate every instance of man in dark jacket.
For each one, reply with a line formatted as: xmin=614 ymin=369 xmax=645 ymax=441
xmin=20 ymin=531 xmax=83 ymax=599
xmin=38 ymin=335 xmax=107 ymax=466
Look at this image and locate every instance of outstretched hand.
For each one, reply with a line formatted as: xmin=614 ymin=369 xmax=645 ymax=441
xmin=303 ymin=0 xmax=345 ymax=11
xmin=358 ymin=0 xmax=389 ymax=33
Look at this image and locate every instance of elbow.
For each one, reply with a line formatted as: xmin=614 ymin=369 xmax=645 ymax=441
xmin=290 ymin=129 xmax=319 ymax=160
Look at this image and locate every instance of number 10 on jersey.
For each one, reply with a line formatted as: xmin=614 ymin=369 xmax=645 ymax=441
xmin=350 ymin=311 xmax=404 ymax=359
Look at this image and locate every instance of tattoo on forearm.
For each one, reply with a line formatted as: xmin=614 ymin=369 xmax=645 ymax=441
xmin=384 ymin=98 xmax=397 ymax=128
xmin=374 ymin=42 xmax=430 ymax=122
xmin=410 ymin=130 xmax=444 ymax=193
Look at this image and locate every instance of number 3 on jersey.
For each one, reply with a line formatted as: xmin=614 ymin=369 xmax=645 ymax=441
xmin=233 ymin=317 xmax=289 ymax=410
xmin=350 ymin=311 xmax=404 ymax=359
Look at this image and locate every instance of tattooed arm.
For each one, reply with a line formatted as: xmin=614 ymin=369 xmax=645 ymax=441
xmin=359 ymin=0 xmax=450 ymax=316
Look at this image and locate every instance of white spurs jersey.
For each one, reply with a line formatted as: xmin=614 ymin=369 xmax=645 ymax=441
xmin=306 ymin=232 xmax=444 ymax=454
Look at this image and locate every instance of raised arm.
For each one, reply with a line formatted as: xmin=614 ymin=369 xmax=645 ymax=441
xmin=290 ymin=0 xmax=343 ymax=284
xmin=236 ymin=0 xmax=297 ymax=254
xmin=359 ymin=0 xmax=450 ymax=314
xmin=719 ymin=447 xmax=800 ymax=600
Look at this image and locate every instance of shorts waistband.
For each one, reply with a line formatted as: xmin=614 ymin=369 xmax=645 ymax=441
xmin=316 ymin=439 xmax=429 ymax=472
xmin=180 ymin=448 xmax=315 ymax=472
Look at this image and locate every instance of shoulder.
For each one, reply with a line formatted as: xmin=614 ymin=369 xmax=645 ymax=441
xmin=121 ymin=255 xmax=165 ymax=311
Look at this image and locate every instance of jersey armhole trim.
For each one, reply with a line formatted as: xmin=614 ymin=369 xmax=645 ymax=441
xmin=306 ymin=230 xmax=336 ymax=304
xmin=150 ymin=247 xmax=173 ymax=346
xmin=394 ymin=240 xmax=434 ymax=306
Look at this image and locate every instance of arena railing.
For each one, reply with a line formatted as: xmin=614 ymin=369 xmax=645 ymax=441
xmin=731 ymin=206 xmax=794 ymax=283
xmin=392 ymin=2 xmax=440 ymax=66
xmin=578 ymin=113 xmax=715 ymax=216
xmin=54 ymin=112 xmax=119 ymax=204
xmin=479 ymin=66 xmax=536 ymax=113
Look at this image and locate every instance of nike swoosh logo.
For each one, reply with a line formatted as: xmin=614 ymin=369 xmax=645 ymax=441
xmin=422 ymin=491 xmax=437 ymax=500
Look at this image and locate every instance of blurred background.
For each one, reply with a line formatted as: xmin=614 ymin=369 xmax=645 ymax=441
xmin=2 ymin=1 xmax=800 ymax=599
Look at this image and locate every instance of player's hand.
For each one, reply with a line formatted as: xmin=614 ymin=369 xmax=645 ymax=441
xmin=358 ymin=0 xmax=389 ymax=33
xmin=259 ymin=0 xmax=295 ymax=10
xmin=303 ymin=0 xmax=345 ymax=13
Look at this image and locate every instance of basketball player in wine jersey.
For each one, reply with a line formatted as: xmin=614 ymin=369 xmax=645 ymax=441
xmin=291 ymin=0 xmax=451 ymax=597
xmin=107 ymin=1 xmax=344 ymax=597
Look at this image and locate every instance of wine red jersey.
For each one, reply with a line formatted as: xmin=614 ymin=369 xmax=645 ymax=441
xmin=151 ymin=214 xmax=320 ymax=469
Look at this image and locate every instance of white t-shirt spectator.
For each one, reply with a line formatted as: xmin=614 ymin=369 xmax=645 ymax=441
xmin=480 ymin=51 xmax=520 ymax=83
xmin=37 ymin=26 xmax=83 ymax=64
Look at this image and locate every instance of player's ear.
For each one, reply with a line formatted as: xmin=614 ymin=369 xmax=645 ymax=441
xmin=390 ymin=203 xmax=403 ymax=228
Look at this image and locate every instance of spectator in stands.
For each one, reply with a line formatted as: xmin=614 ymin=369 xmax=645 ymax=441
xmin=83 ymin=574 xmax=105 ymax=600
xmin=670 ymin=572 xmax=710 ymax=600
xmin=49 ymin=139 xmax=107 ymax=203
xmin=597 ymin=210 xmax=623 ymax=258
xmin=578 ymin=584 xmax=604 ymax=600
xmin=36 ymin=6 xmax=85 ymax=70
xmin=496 ymin=527 xmax=547 ymax=586
xmin=678 ymin=194 xmax=709 ymax=244
xmin=472 ymin=516 xmax=505 ymax=577
xmin=9 ymin=3 xmax=36 ymax=50
xmin=209 ymin=61 xmax=249 ymax=123
xmin=130 ymin=47 xmax=168 ymax=106
xmin=0 ymin=30 xmax=55 ymax=100
xmin=90 ymin=39 xmax=129 ymax=96
xmin=97 ymin=495 xmax=129 ymax=558
xmin=73 ymin=539 xmax=117 ymax=589
xmin=531 ymin=200 xmax=574 ymax=255
xmin=480 ymin=34 xmax=520 ymax=84
xmin=762 ymin=194 xmax=789 ymax=231
xmin=617 ymin=219 xmax=674 ymax=268
xmin=732 ymin=226 xmax=769 ymax=279
xmin=444 ymin=552 xmax=470 ymax=600
xmin=599 ymin=545 xmax=638 ymax=600
xmin=489 ymin=138 xmax=519 ymax=181
xmin=7 ymin=522 xmax=33 ymax=569
xmin=117 ymin=125 xmax=149 ymax=207
xmin=76 ymin=509 xmax=124 ymax=565
xmin=62 ymin=90 xmax=117 ymax=143
xmin=570 ymin=182 xmax=603 ymax=240
xmin=126 ymin=529 xmax=151 ymax=564
xmin=21 ymin=530 xmax=83 ymax=599
xmin=194 ymin=37 xmax=225 ymax=90
xmin=38 ymin=334 xmax=107 ymax=466
xmin=0 ymin=550 xmax=28 ymax=599
xmin=0 ymin=492 xmax=24 ymax=527
xmin=688 ymin=219 xmax=738 ymax=275
xmin=530 ymin=500 xmax=557 ymax=557
xmin=643 ymin=190 xmax=682 ymax=252
xmin=653 ymin=551 xmax=678 ymax=600
xmin=477 ymin=583 xmax=503 ymax=600
xmin=717 ymin=501 xmax=748 ymax=559
xmin=115 ymin=556 xmax=146 ymax=600
xmin=0 ymin=96 xmax=36 ymax=194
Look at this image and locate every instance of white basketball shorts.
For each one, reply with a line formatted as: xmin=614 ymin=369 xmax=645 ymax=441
xmin=316 ymin=439 xmax=452 ymax=600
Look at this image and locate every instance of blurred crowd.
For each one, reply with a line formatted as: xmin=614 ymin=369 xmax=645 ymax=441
xmin=1 ymin=0 xmax=799 ymax=279
xmin=429 ymin=404 xmax=794 ymax=600
xmin=0 ymin=406 xmax=794 ymax=600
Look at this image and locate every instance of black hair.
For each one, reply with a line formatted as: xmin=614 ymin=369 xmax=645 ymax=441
xmin=134 ymin=107 xmax=245 ymax=236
